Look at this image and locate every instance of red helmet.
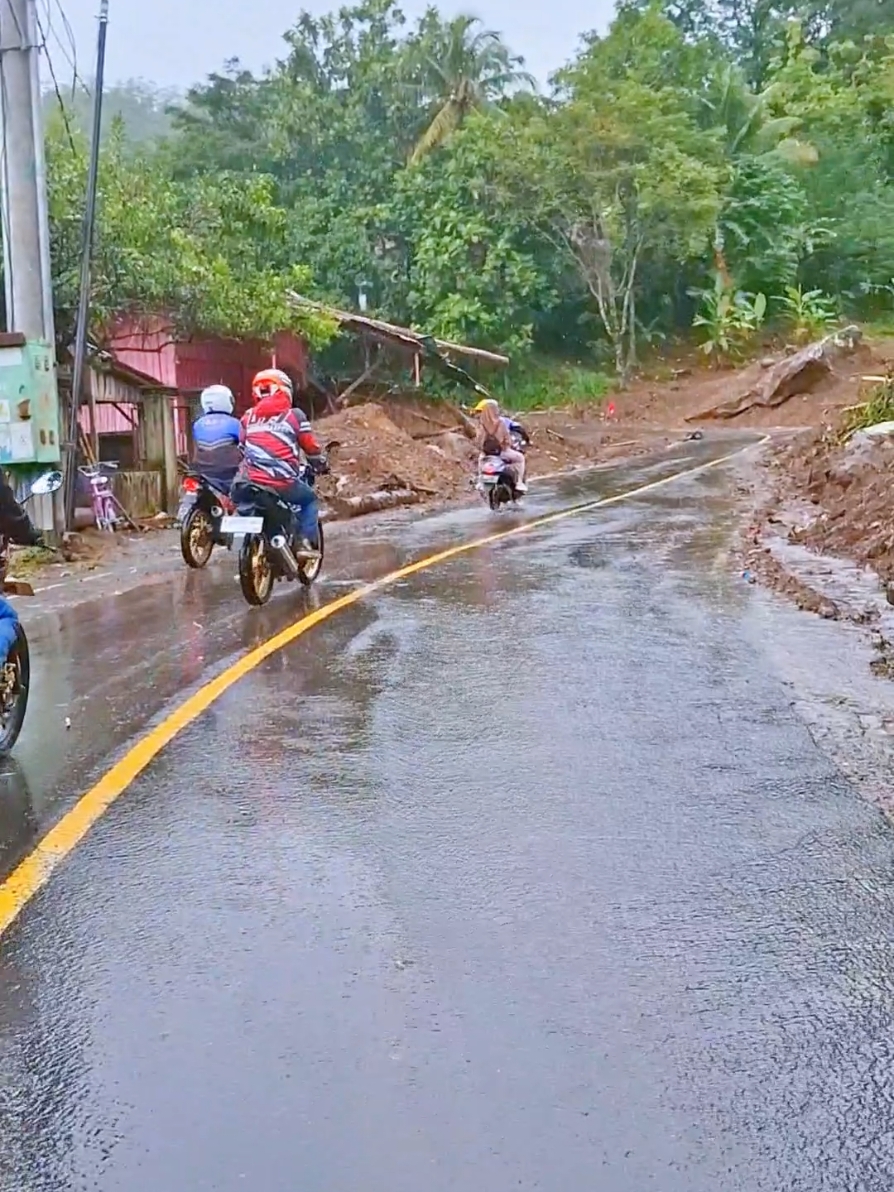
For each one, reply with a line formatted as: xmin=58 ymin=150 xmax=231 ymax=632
xmin=251 ymin=368 xmax=293 ymax=405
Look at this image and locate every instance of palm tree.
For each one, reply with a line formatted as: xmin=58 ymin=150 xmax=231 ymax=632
xmin=700 ymin=63 xmax=817 ymax=286
xmin=702 ymin=63 xmax=817 ymax=165
xmin=408 ymin=14 xmax=535 ymax=165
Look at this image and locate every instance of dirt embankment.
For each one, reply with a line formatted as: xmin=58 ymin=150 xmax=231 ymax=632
xmin=726 ymin=333 xmax=894 ymax=645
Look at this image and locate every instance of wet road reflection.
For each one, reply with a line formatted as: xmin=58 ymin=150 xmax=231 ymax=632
xmin=5 ymin=432 xmax=894 ymax=1190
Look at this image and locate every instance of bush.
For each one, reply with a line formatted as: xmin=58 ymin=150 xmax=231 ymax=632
xmin=495 ymin=358 xmax=612 ymax=411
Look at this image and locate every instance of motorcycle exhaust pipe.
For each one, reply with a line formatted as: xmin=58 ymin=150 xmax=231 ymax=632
xmin=211 ymin=505 xmax=223 ymax=518
xmin=270 ymin=534 xmax=300 ymax=577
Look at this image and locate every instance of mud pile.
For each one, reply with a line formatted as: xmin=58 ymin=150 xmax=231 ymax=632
xmin=768 ymin=428 xmax=894 ymax=584
xmin=315 ymin=403 xmax=474 ymax=514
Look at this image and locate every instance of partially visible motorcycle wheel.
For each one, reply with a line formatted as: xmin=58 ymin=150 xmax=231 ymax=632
xmin=489 ymin=483 xmax=513 ymax=511
xmin=239 ymin=535 xmax=274 ymax=606
xmin=0 ymin=625 xmax=30 ymax=754
xmin=298 ymin=521 xmax=325 ymax=587
xmin=180 ymin=506 xmax=215 ymax=569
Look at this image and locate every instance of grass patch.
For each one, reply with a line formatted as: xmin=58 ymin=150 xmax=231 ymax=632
xmin=840 ymin=371 xmax=894 ymax=438
xmin=8 ymin=545 xmax=57 ymax=576
xmin=861 ymin=316 xmax=894 ymax=340
xmin=494 ymin=358 xmax=613 ymax=412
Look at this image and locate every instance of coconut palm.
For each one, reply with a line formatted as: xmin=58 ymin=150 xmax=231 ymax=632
xmin=702 ymin=62 xmax=818 ymax=165
xmin=408 ymin=14 xmax=535 ymax=165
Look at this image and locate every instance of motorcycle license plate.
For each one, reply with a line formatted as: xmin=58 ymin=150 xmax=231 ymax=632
xmin=177 ymin=497 xmax=195 ymax=520
xmin=220 ymin=515 xmax=263 ymax=535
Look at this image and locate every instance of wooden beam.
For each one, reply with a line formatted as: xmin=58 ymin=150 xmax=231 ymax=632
xmin=288 ymin=292 xmax=510 ymax=366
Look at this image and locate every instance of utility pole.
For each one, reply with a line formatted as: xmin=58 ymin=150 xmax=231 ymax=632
xmin=63 ymin=0 xmax=108 ymax=529
xmin=0 ymin=0 xmax=61 ymax=532
xmin=0 ymin=0 xmax=51 ymax=341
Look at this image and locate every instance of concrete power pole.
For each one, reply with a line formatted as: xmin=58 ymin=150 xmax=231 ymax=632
xmin=0 ymin=0 xmax=61 ymax=532
xmin=0 ymin=0 xmax=54 ymax=342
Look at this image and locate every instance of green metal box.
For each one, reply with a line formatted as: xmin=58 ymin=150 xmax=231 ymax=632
xmin=0 ymin=336 xmax=61 ymax=464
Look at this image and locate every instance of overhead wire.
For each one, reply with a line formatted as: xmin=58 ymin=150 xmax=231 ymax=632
xmin=40 ymin=0 xmax=89 ymax=97
xmin=35 ymin=8 xmax=79 ymax=154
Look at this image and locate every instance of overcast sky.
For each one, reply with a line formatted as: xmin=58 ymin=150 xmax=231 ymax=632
xmin=54 ymin=0 xmax=617 ymax=91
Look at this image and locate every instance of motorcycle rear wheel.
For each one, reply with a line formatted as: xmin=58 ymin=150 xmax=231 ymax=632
xmin=298 ymin=521 xmax=325 ymax=587
xmin=180 ymin=506 xmax=215 ymax=569
xmin=239 ymin=535 xmax=274 ymax=606
xmin=0 ymin=625 xmax=30 ymax=754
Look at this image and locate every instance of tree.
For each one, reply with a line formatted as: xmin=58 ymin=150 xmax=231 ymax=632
xmin=43 ymin=79 xmax=178 ymax=144
xmin=44 ymin=119 xmax=333 ymax=353
xmin=502 ymin=10 xmax=723 ymax=375
xmin=387 ymin=115 xmax=554 ymax=350
xmin=407 ymin=12 xmax=534 ymax=164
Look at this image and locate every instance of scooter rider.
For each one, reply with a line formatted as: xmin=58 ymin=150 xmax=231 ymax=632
xmin=472 ymin=398 xmax=528 ymax=493
xmin=192 ymin=385 xmax=242 ymax=490
xmin=234 ymin=369 xmax=328 ymax=555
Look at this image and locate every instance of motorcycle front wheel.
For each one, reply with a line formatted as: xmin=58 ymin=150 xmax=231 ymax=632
xmin=239 ymin=534 xmax=274 ymax=606
xmin=0 ymin=624 xmax=30 ymax=754
xmin=180 ymin=506 xmax=215 ymax=569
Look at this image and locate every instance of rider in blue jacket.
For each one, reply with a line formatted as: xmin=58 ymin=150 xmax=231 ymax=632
xmin=501 ymin=415 xmax=531 ymax=445
xmin=191 ymin=385 xmax=242 ymax=489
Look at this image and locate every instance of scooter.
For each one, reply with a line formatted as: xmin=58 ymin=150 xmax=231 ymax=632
xmin=476 ymin=431 xmax=528 ymax=511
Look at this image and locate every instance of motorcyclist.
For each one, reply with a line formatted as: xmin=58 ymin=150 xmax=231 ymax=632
xmin=191 ymin=384 xmax=242 ymax=490
xmin=234 ymin=368 xmax=328 ymax=554
xmin=0 ymin=473 xmax=43 ymax=665
xmin=472 ymin=398 xmax=528 ymax=493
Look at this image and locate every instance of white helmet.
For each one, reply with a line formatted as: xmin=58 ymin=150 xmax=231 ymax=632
xmin=200 ymin=384 xmax=235 ymax=415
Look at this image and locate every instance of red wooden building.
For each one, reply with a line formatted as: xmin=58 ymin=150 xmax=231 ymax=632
xmin=84 ymin=317 xmax=310 ymax=456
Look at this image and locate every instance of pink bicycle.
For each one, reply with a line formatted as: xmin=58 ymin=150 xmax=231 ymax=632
xmin=79 ymin=462 xmax=127 ymax=531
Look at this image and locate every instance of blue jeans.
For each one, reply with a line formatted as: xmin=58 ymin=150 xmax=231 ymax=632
xmin=280 ymin=478 xmax=319 ymax=542
xmin=0 ymin=597 xmax=19 ymax=663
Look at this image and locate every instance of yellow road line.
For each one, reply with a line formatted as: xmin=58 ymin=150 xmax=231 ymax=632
xmin=0 ymin=439 xmax=762 ymax=940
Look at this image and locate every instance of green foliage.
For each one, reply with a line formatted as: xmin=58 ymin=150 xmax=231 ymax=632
xmin=387 ymin=116 xmax=553 ymax=351
xmin=405 ymin=12 xmax=535 ymax=163
xmin=691 ymin=275 xmax=767 ymax=360
xmin=841 ymin=371 xmax=894 ymax=435
xmin=496 ymin=358 xmax=612 ymax=411
xmin=45 ymin=121 xmax=334 ymax=349
xmin=43 ymin=80 xmax=178 ymax=143
xmin=37 ymin=0 xmax=894 ymax=383
xmin=775 ymin=284 xmax=838 ymax=340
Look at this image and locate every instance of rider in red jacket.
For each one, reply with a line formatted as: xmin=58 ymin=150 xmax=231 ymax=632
xmin=234 ymin=369 xmax=327 ymax=552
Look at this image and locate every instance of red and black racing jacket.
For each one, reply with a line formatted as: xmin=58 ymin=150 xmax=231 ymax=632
xmin=239 ymin=392 xmax=322 ymax=490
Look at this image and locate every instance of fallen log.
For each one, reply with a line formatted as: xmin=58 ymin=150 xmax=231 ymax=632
xmin=688 ymin=325 xmax=862 ymax=422
xmin=328 ymin=488 xmax=424 ymax=518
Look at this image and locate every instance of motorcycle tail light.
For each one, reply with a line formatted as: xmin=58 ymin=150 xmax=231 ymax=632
xmin=182 ymin=476 xmax=199 ymax=493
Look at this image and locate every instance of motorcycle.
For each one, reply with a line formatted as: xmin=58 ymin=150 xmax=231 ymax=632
xmin=0 ymin=468 xmax=63 ymax=753
xmin=177 ymin=471 xmax=236 ymax=569
xmin=220 ymin=446 xmax=336 ymax=607
xmin=476 ymin=430 xmax=528 ymax=512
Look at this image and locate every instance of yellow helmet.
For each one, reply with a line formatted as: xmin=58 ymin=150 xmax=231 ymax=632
xmin=471 ymin=399 xmax=491 ymax=414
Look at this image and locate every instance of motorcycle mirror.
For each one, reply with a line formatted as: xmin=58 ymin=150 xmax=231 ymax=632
xmin=29 ymin=469 xmax=64 ymax=496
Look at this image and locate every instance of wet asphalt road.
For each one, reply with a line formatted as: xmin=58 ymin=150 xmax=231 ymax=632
xmin=2 ymin=435 xmax=894 ymax=1190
